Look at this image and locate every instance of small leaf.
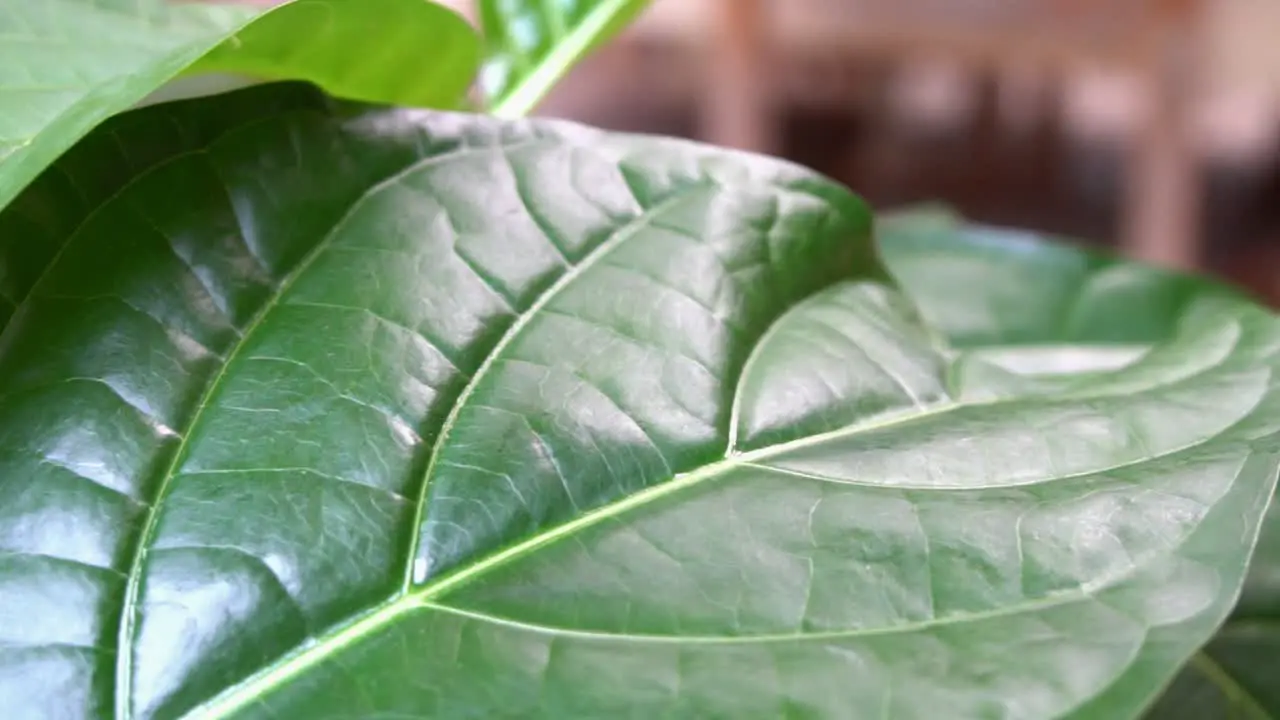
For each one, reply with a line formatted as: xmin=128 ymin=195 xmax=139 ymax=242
xmin=0 ymin=0 xmax=479 ymax=215
xmin=3 ymin=86 xmax=1279 ymax=719
xmin=477 ymin=0 xmax=652 ymax=117
xmin=878 ymin=206 xmax=1280 ymax=719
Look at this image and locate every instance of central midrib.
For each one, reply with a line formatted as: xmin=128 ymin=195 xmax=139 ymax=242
xmin=113 ymin=156 xmax=405 ymax=719
xmin=186 ymin=325 xmax=1257 ymax=718
xmin=186 ymin=369 xmax=1238 ymax=719
xmin=185 ymin=410 xmax=940 ymax=720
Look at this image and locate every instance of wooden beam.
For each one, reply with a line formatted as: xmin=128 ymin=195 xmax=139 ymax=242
xmin=699 ymin=0 xmax=774 ymax=153
xmin=1120 ymin=0 xmax=1204 ymax=269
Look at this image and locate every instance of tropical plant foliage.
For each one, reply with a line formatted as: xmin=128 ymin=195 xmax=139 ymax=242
xmin=881 ymin=210 xmax=1280 ymax=719
xmin=0 ymin=1 xmax=1276 ymax=718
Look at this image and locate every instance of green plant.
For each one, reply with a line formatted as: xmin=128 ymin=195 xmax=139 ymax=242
xmin=879 ymin=209 xmax=1280 ymax=718
xmin=0 ymin=2 xmax=1275 ymax=718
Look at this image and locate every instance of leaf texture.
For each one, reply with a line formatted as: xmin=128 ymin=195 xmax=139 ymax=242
xmin=878 ymin=207 xmax=1280 ymax=719
xmin=477 ymin=0 xmax=651 ymax=117
xmin=0 ymin=0 xmax=478 ymax=217
xmin=2 ymin=86 xmax=1279 ymax=720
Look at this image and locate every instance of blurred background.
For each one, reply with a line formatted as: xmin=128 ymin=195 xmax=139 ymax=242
xmin=288 ymin=0 xmax=1280 ymax=304
xmin=473 ymin=0 xmax=1280 ymax=305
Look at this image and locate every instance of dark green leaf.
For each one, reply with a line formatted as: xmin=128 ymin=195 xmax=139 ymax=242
xmin=477 ymin=0 xmax=651 ymax=117
xmin=3 ymin=86 xmax=1280 ymax=719
xmin=0 ymin=0 xmax=478 ymax=215
xmin=878 ymin=206 xmax=1280 ymax=719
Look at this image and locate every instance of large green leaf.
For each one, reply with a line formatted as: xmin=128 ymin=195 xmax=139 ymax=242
xmin=4 ymin=84 xmax=1280 ymax=719
xmin=878 ymin=207 xmax=1280 ymax=719
xmin=0 ymin=0 xmax=478 ymax=215
xmin=477 ymin=0 xmax=651 ymax=117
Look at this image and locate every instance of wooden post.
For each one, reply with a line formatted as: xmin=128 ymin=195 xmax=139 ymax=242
xmin=1121 ymin=0 xmax=1203 ymax=270
xmin=700 ymin=0 xmax=774 ymax=153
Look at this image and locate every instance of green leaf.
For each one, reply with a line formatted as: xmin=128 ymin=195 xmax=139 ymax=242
xmin=4 ymin=85 xmax=1280 ymax=719
xmin=477 ymin=0 xmax=652 ymax=118
xmin=0 ymin=0 xmax=478 ymax=216
xmin=876 ymin=205 xmax=1250 ymax=351
xmin=878 ymin=206 xmax=1280 ymax=719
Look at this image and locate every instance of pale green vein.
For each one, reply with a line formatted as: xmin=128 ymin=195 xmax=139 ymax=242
xmin=1188 ymin=651 xmax=1273 ymax=720
xmin=114 ymin=143 xmax=517 ymax=720
xmin=189 ymin=453 xmax=739 ymax=720
xmin=402 ymin=184 xmax=704 ymax=589
xmin=190 ymin=402 xmax=946 ymax=718
xmin=185 ymin=336 xmax=1267 ymax=719
xmin=724 ymin=281 xmax=814 ymax=453
xmin=186 ymin=601 xmax=418 ymax=720
xmin=416 ymin=591 xmax=1111 ymax=644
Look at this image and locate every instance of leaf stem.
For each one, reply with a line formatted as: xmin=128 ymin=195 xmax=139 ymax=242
xmin=490 ymin=0 xmax=636 ymax=119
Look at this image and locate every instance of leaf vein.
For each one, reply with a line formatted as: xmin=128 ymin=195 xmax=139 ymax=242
xmin=403 ymin=184 xmax=707 ymax=588
xmin=112 ymin=142 xmax=516 ymax=718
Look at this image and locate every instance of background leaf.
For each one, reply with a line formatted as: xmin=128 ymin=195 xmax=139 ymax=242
xmin=477 ymin=0 xmax=652 ymax=117
xmin=3 ymin=86 xmax=1280 ymax=719
xmin=0 ymin=0 xmax=478 ymax=216
xmin=876 ymin=205 xmax=1250 ymax=350
xmin=878 ymin=207 xmax=1280 ymax=719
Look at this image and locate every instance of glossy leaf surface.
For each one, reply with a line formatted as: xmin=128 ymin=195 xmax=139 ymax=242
xmin=878 ymin=207 xmax=1280 ymax=719
xmin=477 ymin=0 xmax=651 ymax=117
xmin=3 ymin=86 xmax=1280 ymax=719
xmin=0 ymin=0 xmax=478 ymax=215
